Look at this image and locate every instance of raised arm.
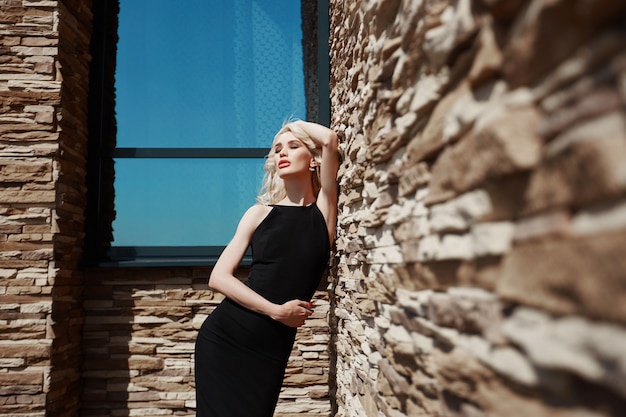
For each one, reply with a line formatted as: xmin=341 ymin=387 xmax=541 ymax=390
xmin=294 ymin=121 xmax=339 ymax=241
xmin=208 ymin=205 xmax=314 ymax=327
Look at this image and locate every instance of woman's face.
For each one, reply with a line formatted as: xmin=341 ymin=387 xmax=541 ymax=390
xmin=272 ymin=132 xmax=314 ymax=178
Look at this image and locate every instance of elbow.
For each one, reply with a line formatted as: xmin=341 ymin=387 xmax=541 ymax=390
xmin=325 ymin=131 xmax=338 ymax=149
xmin=208 ymin=270 xmax=220 ymax=292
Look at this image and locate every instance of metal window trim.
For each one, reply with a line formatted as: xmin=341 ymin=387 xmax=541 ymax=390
xmin=102 ymin=246 xmax=252 ymax=267
xmin=112 ymin=148 xmax=270 ymax=158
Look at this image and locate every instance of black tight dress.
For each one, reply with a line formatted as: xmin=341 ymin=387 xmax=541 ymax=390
xmin=195 ymin=204 xmax=330 ymax=417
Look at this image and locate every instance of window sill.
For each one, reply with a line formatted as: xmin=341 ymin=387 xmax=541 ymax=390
xmin=99 ymin=246 xmax=252 ymax=267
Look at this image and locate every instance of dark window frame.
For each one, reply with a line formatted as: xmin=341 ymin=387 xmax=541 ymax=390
xmin=84 ymin=0 xmax=330 ymax=267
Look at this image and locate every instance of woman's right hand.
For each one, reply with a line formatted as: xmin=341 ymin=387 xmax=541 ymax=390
xmin=271 ymin=300 xmax=314 ymax=327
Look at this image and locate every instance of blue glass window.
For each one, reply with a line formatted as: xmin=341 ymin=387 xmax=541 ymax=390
xmin=112 ymin=0 xmax=305 ymax=253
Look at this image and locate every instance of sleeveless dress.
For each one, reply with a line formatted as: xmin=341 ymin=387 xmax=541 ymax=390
xmin=195 ymin=203 xmax=330 ymax=417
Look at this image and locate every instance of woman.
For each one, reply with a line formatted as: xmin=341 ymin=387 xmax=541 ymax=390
xmin=194 ymin=120 xmax=339 ymax=416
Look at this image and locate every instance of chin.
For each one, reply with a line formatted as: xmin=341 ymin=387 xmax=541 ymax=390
xmin=277 ymin=169 xmax=304 ymax=179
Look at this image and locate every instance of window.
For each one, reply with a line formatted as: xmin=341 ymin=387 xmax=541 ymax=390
xmin=85 ymin=0 xmax=329 ymax=266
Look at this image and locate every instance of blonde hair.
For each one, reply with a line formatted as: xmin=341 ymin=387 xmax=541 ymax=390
xmin=257 ymin=121 xmax=322 ymax=205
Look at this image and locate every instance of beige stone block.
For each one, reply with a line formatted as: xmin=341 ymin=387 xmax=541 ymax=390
xmin=0 ymin=73 xmax=51 ymax=82
xmin=10 ymin=46 xmax=57 ymax=57
xmin=22 ymin=225 xmax=50 ymax=234
xmin=513 ymin=211 xmax=571 ymax=242
xmin=21 ymin=248 xmax=53 ymax=260
xmin=429 ymin=189 xmax=492 ymax=233
xmin=8 ymin=233 xmax=49 ymax=242
xmin=0 ymin=358 xmax=25 ymax=367
xmin=504 ymin=307 xmax=626 ymax=396
xmin=497 ymin=230 xmax=626 ymax=323
xmin=0 ymin=190 xmax=54 ymax=204
xmin=429 ymin=106 xmax=542 ymax=200
xmin=1 ymin=36 xmax=21 ymax=46
xmin=438 ymin=234 xmax=473 ymax=260
xmin=470 ymin=222 xmax=515 ymax=257
xmin=6 ymin=80 xmax=61 ymax=92
xmin=0 ymin=114 xmax=36 ymax=124
xmin=0 ymin=342 xmax=50 ymax=358
xmin=33 ymin=60 xmax=54 ymax=74
xmin=407 ymin=82 xmax=471 ymax=164
xmin=20 ymin=301 xmax=51 ymax=314
xmin=422 ymin=0 xmax=477 ymax=67
xmin=469 ymin=17 xmax=503 ymax=84
xmin=572 ymin=198 xmax=626 ymax=236
xmin=502 ymin=0 xmax=626 ymax=88
xmin=366 ymin=245 xmax=403 ymax=264
xmin=539 ymin=88 xmax=621 ymax=140
xmin=524 ymin=112 xmax=626 ymax=213
xmin=0 ymin=269 xmax=18 ymax=279
xmin=21 ymin=37 xmax=57 ymax=47
xmin=0 ymin=371 xmax=43 ymax=386
xmin=283 ymin=373 xmax=328 ymax=385
xmin=24 ymin=1 xmax=58 ymax=8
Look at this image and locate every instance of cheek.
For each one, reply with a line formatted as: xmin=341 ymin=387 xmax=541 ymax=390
xmin=299 ymin=148 xmax=313 ymax=160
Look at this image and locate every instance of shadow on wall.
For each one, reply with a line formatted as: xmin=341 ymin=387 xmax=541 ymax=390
xmin=81 ymin=266 xmax=204 ymax=417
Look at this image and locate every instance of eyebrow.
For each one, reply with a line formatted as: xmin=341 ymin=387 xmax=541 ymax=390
xmin=274 ymin=139 xmax=302 ymax=149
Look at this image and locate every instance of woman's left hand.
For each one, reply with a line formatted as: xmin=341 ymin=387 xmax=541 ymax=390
xmin=270 ymin=300 xmax=314 ymax=327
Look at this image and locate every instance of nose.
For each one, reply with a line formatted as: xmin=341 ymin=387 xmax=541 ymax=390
xmin=278 ymin=147 xmax=287 ymax=156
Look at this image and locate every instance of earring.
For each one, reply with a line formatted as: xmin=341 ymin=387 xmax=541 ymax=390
xmin=309 ymin=167 xmax=316 ymax=172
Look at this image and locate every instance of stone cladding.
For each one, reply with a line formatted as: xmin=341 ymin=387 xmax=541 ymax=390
xmin=1 ymin=0 xmax=91 ymax=416
xmin=328 ymin=0 xmax=626 ymax=416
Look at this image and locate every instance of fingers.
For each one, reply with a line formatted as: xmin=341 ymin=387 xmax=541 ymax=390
xmin=282 ymin=301 xmax=315 ymax=327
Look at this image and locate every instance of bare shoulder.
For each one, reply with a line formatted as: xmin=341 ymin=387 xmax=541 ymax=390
xmin=245 ymin=203 xmax=272 ymax=219
xmin=237 ymin=204 xmax=273 ymax=234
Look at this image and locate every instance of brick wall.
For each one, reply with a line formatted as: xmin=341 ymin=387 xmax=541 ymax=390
xmin=328 ymin=0 xmax=626 ymax=416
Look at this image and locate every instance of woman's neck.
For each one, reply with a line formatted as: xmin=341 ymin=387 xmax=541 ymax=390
xmin=280 ymin=178 xmax=316 ymax=206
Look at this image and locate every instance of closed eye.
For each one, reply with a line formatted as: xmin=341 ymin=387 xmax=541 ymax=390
xmin=274 ymin=140 xmax=302 ymax=153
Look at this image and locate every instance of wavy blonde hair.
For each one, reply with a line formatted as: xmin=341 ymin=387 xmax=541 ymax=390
xmin=257 ymin=121 xmax=322 ymax=205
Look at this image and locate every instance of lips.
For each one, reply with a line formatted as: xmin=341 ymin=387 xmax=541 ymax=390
xmin=278 ymin=160 xmax=290 ymax=169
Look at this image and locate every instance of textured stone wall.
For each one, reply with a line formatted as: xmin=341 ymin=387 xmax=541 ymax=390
xmin=328 ymin=0 xmax=626 ymax=416
xmin=80 ymin=267 xmax=331 ymax=417
xmin=0 ymin=0 xmax=91 ymax=416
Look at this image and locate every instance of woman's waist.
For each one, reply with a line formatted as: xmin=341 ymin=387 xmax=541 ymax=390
xmin=247 ymin=271 xmax=319 ymax=301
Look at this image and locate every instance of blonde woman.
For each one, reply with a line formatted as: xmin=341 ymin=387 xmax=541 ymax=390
xmin=195 ymin=120 xmax=339 ymax=416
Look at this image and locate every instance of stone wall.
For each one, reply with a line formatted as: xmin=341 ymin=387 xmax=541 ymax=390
xmin=0 ymin=0 xmax=91 ymax=416
xmin=328 ymin=0 xmax=626 ymax=416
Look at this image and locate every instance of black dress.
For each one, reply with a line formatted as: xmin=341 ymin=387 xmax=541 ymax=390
xmin=195 ymin=203 xmax=330 ymax=417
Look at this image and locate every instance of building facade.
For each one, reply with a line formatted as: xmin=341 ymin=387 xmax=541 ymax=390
xmin=1 ymin=0 xmax=626 ymax=416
